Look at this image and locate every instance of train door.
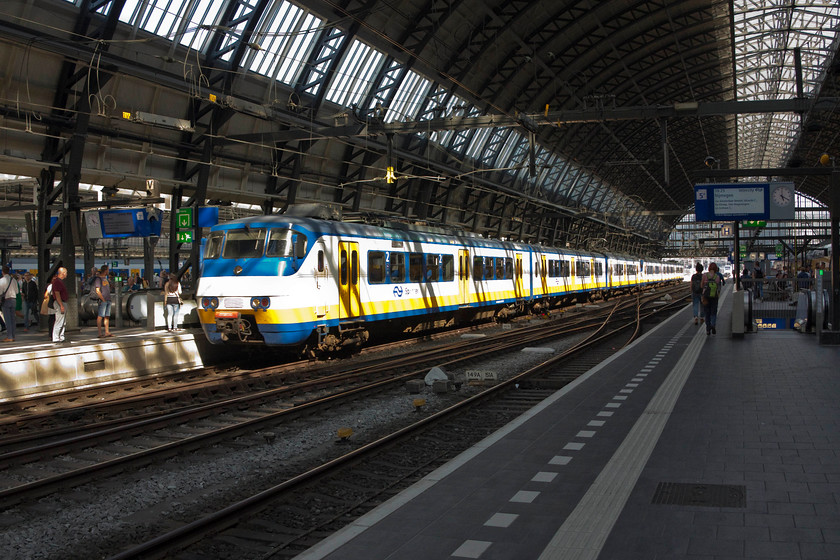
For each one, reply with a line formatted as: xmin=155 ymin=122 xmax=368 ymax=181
xmin=338 ymin=241 xmax=361 ymax=319
xmin=569 ymin=257 xmax=576 ymax=291
xmin=540 ymin=255 xmax=548 ymax=295
xmin=314 ymin=241 xmax=328 ymax=317
xmin=514 ymin=253 xmax=524 ymax=298
xmin=458 ymin=249 xmax=470 ymax=306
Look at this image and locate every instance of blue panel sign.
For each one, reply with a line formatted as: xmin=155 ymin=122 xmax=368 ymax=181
xmin=197 ymin=206 xmax=219 ymax=228
xmin=695 ymin=183 xmax=768 ymax=222
xmin=694 ymin=182 xmax=795 ymax=222
xmin=93 ymin=209 xmax=163 ymax=238
xmin=753 ymin=318 xmax=794 ymax=330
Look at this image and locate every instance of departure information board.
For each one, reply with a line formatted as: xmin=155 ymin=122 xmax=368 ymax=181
xmin=694 ymin=182 xmax=795 ymax=222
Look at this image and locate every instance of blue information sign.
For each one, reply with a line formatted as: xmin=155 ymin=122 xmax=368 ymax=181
xmin=694 ymin=182 xmax=795 ymax=222
xmin=85 ymin=208 xmax=163 ymax=239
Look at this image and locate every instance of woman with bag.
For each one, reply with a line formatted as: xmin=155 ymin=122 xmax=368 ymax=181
xmin=700 ymin=262 xmax=723 ymax=336
xmin=163 ymin=276 xmax=182 ymax=332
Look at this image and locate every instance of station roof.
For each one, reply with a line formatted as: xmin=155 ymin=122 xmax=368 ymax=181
xmin=1 ymin=0 xmax=839 ymax=254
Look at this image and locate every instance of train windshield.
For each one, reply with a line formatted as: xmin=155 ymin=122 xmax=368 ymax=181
xmin=204 ymin=232 xmax=224 ymax=259
xmin=222 ymin=228 xmax=266 ymax=259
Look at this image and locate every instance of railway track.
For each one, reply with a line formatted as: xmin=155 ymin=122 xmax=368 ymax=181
xmin=101 ymin=286 xmax=687 ymax=559
xmin=0 ymin=285 xmax=687 ymax=558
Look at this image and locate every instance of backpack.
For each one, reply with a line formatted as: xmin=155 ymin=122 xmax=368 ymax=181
xmin=690 ymin=273 xmax=702 ymax=294
xmin=703 ymin=273 xmax=718 ymax=298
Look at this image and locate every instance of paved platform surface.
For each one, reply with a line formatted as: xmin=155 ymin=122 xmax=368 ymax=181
xmin=297 ymin=287 xmax=840 ymax=560
xmin=0 ymin=322 xmax=163 ymax=349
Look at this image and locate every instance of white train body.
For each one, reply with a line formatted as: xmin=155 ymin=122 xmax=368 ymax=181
xmin=195 ymin=215 xmax=681 ymax=351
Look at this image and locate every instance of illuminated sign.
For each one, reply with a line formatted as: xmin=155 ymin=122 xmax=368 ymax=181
xmin=85 ymin=209 xmax=162 ymax=239
xmin=694 ymin=182 xmax=795 ymax=222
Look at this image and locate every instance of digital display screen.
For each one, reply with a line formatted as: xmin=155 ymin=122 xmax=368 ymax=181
xmin=101 ymin=211 xmax=136 ymax=235
xmin=713 ymin=187 xmax=765 ymax=216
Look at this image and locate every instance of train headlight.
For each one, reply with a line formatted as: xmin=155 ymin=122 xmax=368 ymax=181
xmin=249 ymin=297 xmax=271 ymax=311
xmin=250 ymin=297 xmax=260 ymax=310
xmin=210 ymin=297 xmax=219 ymax=310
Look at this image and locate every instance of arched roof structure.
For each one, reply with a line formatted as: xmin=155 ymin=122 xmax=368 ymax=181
xmin=0 ymin=0 xmax=839 ymax=275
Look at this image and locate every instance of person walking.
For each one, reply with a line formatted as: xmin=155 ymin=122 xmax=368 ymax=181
xmin=92 ymin=265 xmax=114 ymax=338
xmin=1 ymin=266 xmax=20 ymax=342
xmin=21 ymin=272 xmax=39 ymax=331
xmin=701 ymin=262 xmax=723 ymax=335
xmin=690 ymin=262 xmax=704 ymax=325
xmin=51 ymin=267 xmax=69 ymax=343
xmin=163 ymin=275 xmax=182 ymax=331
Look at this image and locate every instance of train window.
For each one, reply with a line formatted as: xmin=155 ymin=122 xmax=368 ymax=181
xmin=317 ymin=250 xmax=325 ymax=272
xmin=409 ymin=252 xmax=424 ymax=282
xmin=577 ymin=261 xmax=591 ymax=277
xmin=473 ymin=256 xmax=484 ymax=280
xmin=425 ymin=254 xmax=439 ymax=282
xmin=549 ymin=260 xmax=559 ymax=278
xmin=484 ymin=259 xmax=495 ymax=280
xmin=368 ymin=251 xmax=386 ymax=284
xmin=265 ymin=230 xmax=288 ymax=257
xmin=495 ymin=258 xmax=505 ymax=279
xmin=222 ymin=228 xmax=266 ymax=259
xmin=340 ymin=249 xmax=348 ymax=285
xmin=390 ymin=252 xmax=405 ymax=282
xmin=441 ymin=254 xmax=454 ymax=281
xmin=560 ymin=260 xmax=570 ymax=277
xmin=595 ymin=262 xmax=603 ymax=276
xmin=506 ymin=258 xmax=514 ymax=279
xmin=204 ymin=232 xmax=223 ymax=259
xmin=351 ymin=250 xmax=359 ymax=284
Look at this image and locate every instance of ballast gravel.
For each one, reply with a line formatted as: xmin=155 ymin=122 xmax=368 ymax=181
xmin=0 ymin=320 xmax=589 ymax=560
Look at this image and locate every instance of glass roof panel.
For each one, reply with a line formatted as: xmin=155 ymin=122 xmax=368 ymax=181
xmin=325 ymin=39 xmax=384 ymax=107
xmin=117 ymin=0 xmax=223 ymax=50
xmin=384 ymin=70 xmax=431 ymax=122
xmin=733 ymin=1 xmax=840 ymax=168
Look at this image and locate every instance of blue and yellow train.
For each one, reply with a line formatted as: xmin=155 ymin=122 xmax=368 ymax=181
xmin=195 ymin=212 xmax=682 ymax=353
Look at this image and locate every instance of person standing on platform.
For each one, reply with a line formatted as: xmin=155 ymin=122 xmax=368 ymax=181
xmin=21 ymin=272 xmax=39 ymax=331
xmin=741 ymin=265 xmax=752 ymax=296
xmin=701 ymin=262 xmax=723 ymax=335
xmin=163 ymin=275 xmax=182 ymax=331
xmin=51 ymin=267 xmax=69 ymax=344
xmin=1 ymin=265 xmax=20 ymax=342
xmin=797 ymin=266 xmax=811 ymax=291
xmin=690 ymin=262 xmax=705 ymax=325
xmin=93 ymin=265 xmax=114 ymax=338
xmin=753 ymin=261 xmax=764 ymax=301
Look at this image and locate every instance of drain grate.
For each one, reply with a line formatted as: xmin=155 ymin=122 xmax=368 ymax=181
xmin=652 ymin=482 xmax=746 ymax=508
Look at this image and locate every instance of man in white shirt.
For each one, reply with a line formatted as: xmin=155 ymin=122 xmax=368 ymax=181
xmin=1 ymin=265 xmax=20 ymax=342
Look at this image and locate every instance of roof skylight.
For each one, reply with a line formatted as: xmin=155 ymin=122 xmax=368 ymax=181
xmin=733 ymin=1 xmax=840 ymax=168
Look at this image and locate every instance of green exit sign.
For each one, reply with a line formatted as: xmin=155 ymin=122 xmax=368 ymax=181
xmin=177 ymin=207 xmax=193 ymax=229
xmin=741 ymin=220 xmax=766 ymax=228
xmin=176 ymin=231 xmax=193 ymax=243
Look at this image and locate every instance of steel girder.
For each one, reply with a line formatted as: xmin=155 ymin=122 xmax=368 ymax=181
xmin=169 ymin=0 xmax=270 ymax=279
xmin=37 ymin=0 xmax=126 ymax=304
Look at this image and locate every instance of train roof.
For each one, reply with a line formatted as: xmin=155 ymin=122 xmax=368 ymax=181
xmin=211 ymin=214 xmax=643 ymax=261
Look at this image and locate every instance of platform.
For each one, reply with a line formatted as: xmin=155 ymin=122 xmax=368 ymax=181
xmin=297 ymin=286 xmax=840 ymax=560
xmin=0 ymin=323 xmax=227 ymax=399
